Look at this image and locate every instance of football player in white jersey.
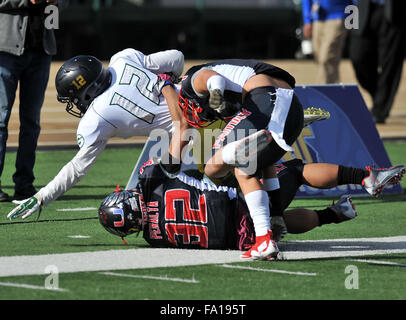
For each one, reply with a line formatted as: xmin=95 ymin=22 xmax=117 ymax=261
xmin=7 ymin=48 xmax=184 ymax=221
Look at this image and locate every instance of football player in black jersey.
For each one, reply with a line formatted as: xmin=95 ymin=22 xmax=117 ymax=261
xmin=178 ymin=59 xmax=305 ymax=260
xmin=98 ymin=84 xmax=405 ymax=258
xmin=99 ymin=151 xmax=404 ymax=254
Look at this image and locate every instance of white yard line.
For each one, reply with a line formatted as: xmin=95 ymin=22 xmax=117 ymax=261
xmin=0 ymin=236 xmax=405 ymax=278
xmin=100 ymin=271 xmax=199 ymax=283
xmin=344 ymin=258 xmax=406 ymax=267
xmin=57 ymin=207 xmax=97 ymax=212
xmin=0 ymin=281 xmax=68 ymax=292
xmin=67 ymin=235 xmax=91 ymax=239
xmin=0 ymin=248 xmax=242 ymax=278
xmin=220 ymin=264 xmax=317 ymax=276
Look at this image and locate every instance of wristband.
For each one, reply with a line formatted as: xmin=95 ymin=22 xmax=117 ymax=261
xmin=162 ymin=80 xmax=172 ymax=88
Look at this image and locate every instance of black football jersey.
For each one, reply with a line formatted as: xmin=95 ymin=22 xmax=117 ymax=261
xmin=137 ymin=158 xmax=241 ymax=249
xmin=180 ymin=59 xmax=296 ymax=119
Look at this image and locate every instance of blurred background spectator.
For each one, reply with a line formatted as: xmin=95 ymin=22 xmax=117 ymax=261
xmin=0 ymin=0 xmax=61 ymax=201
xmin=53 ymin=0 xmax=302 ymax=60
xmin=349 ymin=0 xmax=406 ymax=124
xmin=301 ymin=0 xmax=352 ymax=84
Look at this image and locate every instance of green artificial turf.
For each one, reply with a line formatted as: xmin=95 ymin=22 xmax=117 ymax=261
xmin=0 ymin=142 xmax=405 ymax=300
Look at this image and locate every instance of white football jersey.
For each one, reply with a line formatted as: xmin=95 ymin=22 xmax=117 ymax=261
xmin=77 ymin=48 xmax=183 ymax=148
xmin=38 ymin=48 xmax=184 ymax=206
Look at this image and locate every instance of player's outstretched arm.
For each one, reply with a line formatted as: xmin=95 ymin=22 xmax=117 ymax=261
xmin=158 ymin=85 xmax=190 ymax=175
xmin=145 ymin=50 xmax=184 ymax=78
xmin=161 ymin=84 xmax=186 ymax=125
xmin=162 ymin=85 xmax=190 ymax=160
xmin=7 ymin=195 xmax=42 ymax=220
xmin=6 ymin=141 xmax=107 ymax=220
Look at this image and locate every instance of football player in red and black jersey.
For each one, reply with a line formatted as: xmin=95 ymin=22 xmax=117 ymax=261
xmin=178 ymin=59 xmax=305 ymax=260
xmin=98 ymin=84 xmax=405 ymax=259
xmin=99 ymin=154 xmax=404 ymax=254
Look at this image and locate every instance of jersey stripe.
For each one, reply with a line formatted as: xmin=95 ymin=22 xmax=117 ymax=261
xmin=176 ymin=172 xmax=238 ymax=200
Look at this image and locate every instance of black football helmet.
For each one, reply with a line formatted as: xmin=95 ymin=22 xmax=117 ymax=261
xmin=55 ymin=55 xmax=112 ymax=118
xmin=178 ymin=89 xmax=240 ymax=127
xmin=178 ymin=89 xmax=221 ymax=128
xmin=98 ymin=190 xmax=143 ymax=238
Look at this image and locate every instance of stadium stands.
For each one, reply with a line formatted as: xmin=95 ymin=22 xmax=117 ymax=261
xmin=56 ymin=0 xmax=301 ymax=60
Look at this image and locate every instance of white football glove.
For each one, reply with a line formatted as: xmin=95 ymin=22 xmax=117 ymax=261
xmin=7 ymin=195 xmax=42 ymax=220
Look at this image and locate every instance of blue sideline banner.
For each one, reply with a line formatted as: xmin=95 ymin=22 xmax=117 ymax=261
xmin=288 ymin=84 xmax=402 ymax=197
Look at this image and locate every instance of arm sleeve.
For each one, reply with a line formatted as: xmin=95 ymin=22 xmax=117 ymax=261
xmin=144 ymin=49 xmax=185 ymax=77
xmin=109 ymin=48 xmax=184 ymax=77
xmin=37 ymin=140 xmax=107 ymax=206
xmin=301 ymin=0 xmax=313 ymax=24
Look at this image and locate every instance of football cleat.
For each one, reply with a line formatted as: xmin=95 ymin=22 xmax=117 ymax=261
xmin=232 ymin=129 xmax=273 ymax=166
xmin=270 ymin=215 xmax=287 ymax=242
xmin=240 ymin=229 xmax=279 ymax=261
xmin=303 ymin=107 xmax=331 ymax=127
xmin=362 ymin=165 xmax=405 ymax=197
xmin=329 ymin=195 xmax=357 ymax=222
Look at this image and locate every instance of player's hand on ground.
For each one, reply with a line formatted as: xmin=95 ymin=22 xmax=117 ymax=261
xmin=7 ymin=195 xmax=42 ymax=220
xmin=209 ymin=89 xmax=226 ymax=112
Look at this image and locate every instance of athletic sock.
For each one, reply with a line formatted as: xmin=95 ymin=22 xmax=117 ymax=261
xmin=244 ymin=190 xmax=270 ymax=237
xmin=337 ymin=166 xmax=369 ymax=185
xmin=315 ymin=207 xmax=339 ymax=226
